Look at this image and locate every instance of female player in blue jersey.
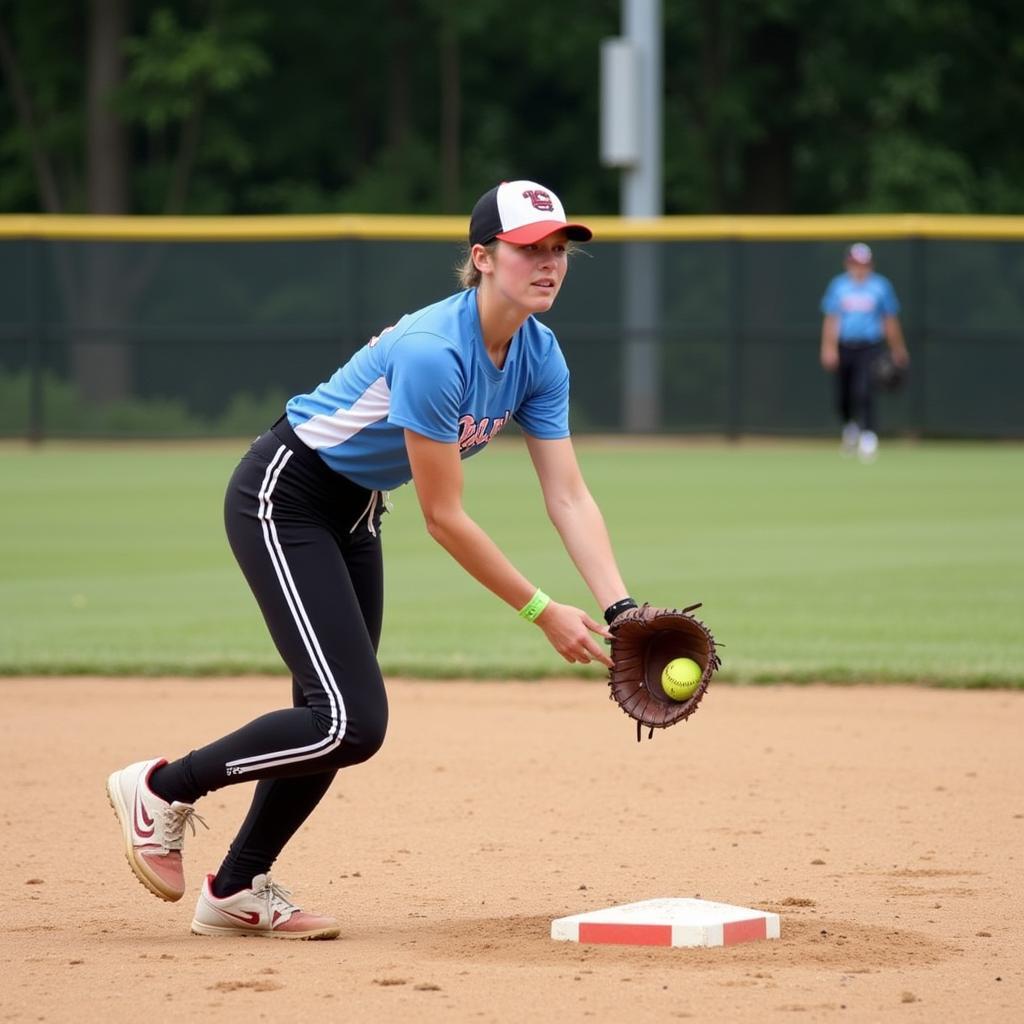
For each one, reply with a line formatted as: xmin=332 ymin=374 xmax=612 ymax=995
xmin=107 ymin=180 xmax=638 ymax=939
xmin=820 ymin=242 xmax=910 ymax=461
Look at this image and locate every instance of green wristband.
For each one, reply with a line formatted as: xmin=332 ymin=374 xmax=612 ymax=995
xmin=518 ymin=589 xmax=551 ymax=623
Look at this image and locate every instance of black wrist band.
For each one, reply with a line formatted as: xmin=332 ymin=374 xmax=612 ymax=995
xmin=604 ymin=597 xmax=638 ymax=625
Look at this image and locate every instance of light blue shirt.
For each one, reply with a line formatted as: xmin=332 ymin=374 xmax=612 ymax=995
xmin=286 ymin=289 xmax=570 ymax=491
xmin=821 ymin=272 xmax=900 ymax=343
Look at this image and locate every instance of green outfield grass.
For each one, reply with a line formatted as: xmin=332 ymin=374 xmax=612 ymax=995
xmin=1 ymin=438 xmax=1021 ymax=685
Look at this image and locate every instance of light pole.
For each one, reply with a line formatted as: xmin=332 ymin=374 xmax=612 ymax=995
xmin=601 ymin=0 xmax=663 ymax=432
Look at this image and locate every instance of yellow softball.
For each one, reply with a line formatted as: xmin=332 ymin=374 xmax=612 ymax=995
xmin=661 ymin=657 xmax=702 ymax=701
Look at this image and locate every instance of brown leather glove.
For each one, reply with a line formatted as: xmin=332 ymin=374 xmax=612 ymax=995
xmin=608 ymin=603 xmax=721 ymax=741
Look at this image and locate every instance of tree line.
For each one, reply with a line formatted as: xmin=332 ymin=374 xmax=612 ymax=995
xmin=2 ymin=0 xmax=1022 ymax=217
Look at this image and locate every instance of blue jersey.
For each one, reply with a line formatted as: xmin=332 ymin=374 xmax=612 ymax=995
xmin=285 ymin=289 xmax=570 ymax=491
xmin=820 ymin=272 xmax=900 ymax=343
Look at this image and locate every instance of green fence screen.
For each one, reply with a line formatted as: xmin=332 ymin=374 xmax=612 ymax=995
xmin=1 ymin=224 xmax=1021 ymax=439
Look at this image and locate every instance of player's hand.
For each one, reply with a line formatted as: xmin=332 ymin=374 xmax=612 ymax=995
xmin=821 ymin=348 xmax=839 ymax=372
xmin=535 ymin=601 xmax=614 ymax=668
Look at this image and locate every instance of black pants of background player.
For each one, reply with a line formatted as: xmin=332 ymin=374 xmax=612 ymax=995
xmin=836 ymin=341 xmax=884 ymax=433
xmin=149 ymin=416 xmax=389 ymax=897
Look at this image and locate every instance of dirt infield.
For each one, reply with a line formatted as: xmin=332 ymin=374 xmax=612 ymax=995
xmin=4 ymin=678 xmax=1022 ymax=1023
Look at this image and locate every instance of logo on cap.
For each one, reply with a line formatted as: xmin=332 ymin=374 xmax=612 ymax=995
xmin=522 ymin=189 xmax=555 ymax=213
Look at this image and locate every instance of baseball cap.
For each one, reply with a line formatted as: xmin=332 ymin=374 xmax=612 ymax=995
xmin=469 ymin=180 xmax=593 ymax=247
xmin=845 ymin=242 xmax=873 ymax=264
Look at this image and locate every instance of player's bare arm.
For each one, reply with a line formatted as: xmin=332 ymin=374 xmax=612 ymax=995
xmin=524 ymin=434 xmax=628 ymax=614
xmin=884 ymin=314 xmax=910 ymax=365
xmin=405 ymin=428 xmax=611 ymax=666
xmin=820 ymin=314 xmax=840 ymax=370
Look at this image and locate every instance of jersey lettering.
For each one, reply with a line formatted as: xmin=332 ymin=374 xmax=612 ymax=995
xmin=840 ymin=293 xmax=878 ymax=313
xmin=458 ymin=411 xmax=512 ymax=451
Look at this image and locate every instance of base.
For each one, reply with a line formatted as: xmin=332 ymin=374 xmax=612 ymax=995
xmin=551 ymin=898 xmax=780 ymax=948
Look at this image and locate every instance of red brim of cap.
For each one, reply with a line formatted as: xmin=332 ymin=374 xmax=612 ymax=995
xmin=495 ymin=221 xmax=593 ymax=244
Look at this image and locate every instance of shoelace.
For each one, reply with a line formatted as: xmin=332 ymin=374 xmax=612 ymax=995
xmin=252 ymin=875 xmax=300 ymax=918
xmin=162 ymin=804 xmax=208 ymax=851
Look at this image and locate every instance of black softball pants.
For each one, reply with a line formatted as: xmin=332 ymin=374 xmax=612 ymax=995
xmin=152 ymin=416 xmax=389 ymax=889
xmin=836 ymin=341 xmax=883 ymax=432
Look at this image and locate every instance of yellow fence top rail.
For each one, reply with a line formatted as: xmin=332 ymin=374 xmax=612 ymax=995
xmin=1 ymin=213 xmax=1024 ymax=242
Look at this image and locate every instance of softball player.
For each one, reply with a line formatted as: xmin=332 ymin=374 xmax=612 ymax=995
xmin=820 ymin=243 xmax=910 ymax=461
xmin=107 ymin=180 xmax=637 ymax=939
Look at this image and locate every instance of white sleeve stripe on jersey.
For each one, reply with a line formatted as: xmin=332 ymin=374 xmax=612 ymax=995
xmin=294 ymin=375 xmax=391 ymax=450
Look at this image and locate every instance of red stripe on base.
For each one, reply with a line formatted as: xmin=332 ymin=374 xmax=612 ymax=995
xmin=578 ymin=923 xmax=672 ymax=946
xmin=722 ymin=918 xmax=767 ymax=945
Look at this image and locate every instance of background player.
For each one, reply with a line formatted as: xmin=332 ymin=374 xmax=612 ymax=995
xmin=819 ymin=242 xmax=910 ymax=461
xmin=107 ymin=180 xmax=639 ymax=939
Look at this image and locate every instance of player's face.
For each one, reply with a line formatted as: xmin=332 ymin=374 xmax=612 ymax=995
xmin=491 ymin=232 xmax=570 ymax=313
xmin=845 ymin=258 xmax=872 ymax=282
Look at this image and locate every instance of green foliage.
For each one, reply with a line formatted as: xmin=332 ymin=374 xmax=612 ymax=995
xmin=0 ymin=3 xmax=86 ymax=209
xmin=0 ymin=368 xmax=286 ymax=437
xmin=1 ymin=440 xmax=1022 ymax=685
xmin=2 ymin=1 xmax=1023 ymax=214
xmin=119 ymin=8 xmax=270 ymax=130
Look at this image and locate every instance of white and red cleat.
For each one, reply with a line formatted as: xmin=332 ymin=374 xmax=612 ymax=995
xmin=191 ymin=873 xmax=340 ymax=940
xmin=106 ymin=757 xmax=206 ymax=902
